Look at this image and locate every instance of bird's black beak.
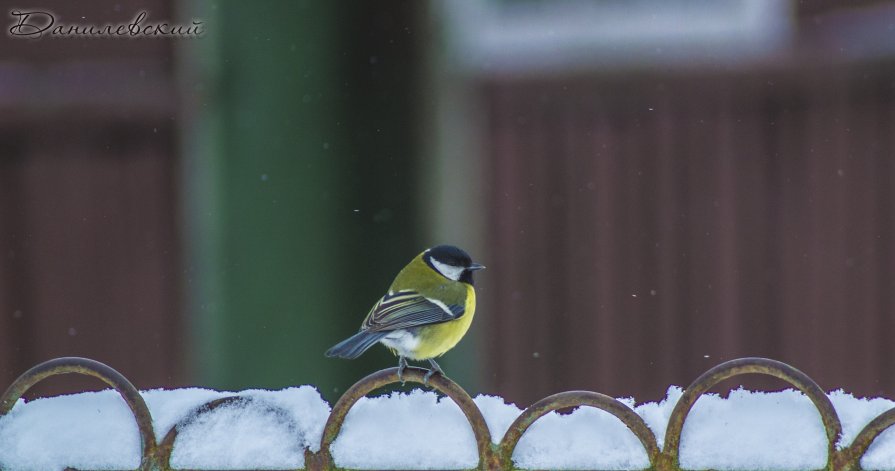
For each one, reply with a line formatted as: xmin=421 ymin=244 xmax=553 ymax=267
xmin=468 ymin=263 xmax=486 ymax=271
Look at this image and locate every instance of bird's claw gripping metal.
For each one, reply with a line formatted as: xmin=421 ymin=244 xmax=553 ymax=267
xmin=397 ymin=356 xmax=408 ymax=385
xmin=423 ymin=359 xmax=444 ymax=386
xmin=396 ymin=357 xmax=444 ymax=386
xmin=423 ymin=370 xmax=436 ymax=386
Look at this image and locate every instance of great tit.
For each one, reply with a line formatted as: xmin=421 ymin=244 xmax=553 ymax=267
xmin=325 ymin=245 xmax=484 ymax=382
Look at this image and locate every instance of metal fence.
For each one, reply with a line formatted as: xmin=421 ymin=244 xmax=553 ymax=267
xmin=0 ymin=356 xmax=892 ymax=471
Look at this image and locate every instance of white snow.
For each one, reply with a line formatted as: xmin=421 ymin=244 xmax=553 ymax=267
xmin=331 ymin=390 xmax=479 ymax=469
xmin=165 ymin=387 xmax=330 ymax=469
xmin=671 ymin=387 xmax=828 ymax=470
xmin=0 ymin=386 xmax=329 ymax=471
xmin=2 ymin=384 xmax=895 ymax=470
xmin=0 ymin=389 xmax=142 ymax=471
xmin=503 ymin=396 xmax=651 ymax=470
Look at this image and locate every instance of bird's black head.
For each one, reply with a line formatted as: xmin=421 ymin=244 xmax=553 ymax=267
xmin=423 ymin=245 xmax=485 ymax=285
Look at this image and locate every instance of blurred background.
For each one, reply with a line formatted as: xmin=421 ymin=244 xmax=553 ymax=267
xmin=1 ymin=0 xmax=895 ymax=406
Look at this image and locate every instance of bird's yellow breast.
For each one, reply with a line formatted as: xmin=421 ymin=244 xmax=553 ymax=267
xmin=408 ymin=284 xmax=476 ymax=360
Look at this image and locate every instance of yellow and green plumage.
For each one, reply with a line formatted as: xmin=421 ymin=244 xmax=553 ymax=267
xmin=409 ymin=285 xmax=474 ymax=359
xmin=325 ymin=245 xmax=482 ymax=377
xmin=378 ymin=253 xmax=476 ymax=359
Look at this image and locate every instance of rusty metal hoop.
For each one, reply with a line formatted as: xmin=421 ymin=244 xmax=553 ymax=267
xmin=498 ymin=390 xmax=659 ymax=469
xmin=1 ymin=356 xmax=879 ymax=471
xmin=310 ymin=366 xmax=495 ymax=471
xmin=157 ymin=396 xmax=246 ymax=468
xmin=0 ymin=356 xmax=159 ymax=470
xmin=836 ymin=406 xmax=895 ymax=471
xmin=659 ymin=357 xmax=841 ymax=471
xmin=156 ymin=395 xmax=304 ymax=469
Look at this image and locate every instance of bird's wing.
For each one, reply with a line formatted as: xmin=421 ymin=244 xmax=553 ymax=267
xmin=362 ymin=290 xmax=465 ymax=332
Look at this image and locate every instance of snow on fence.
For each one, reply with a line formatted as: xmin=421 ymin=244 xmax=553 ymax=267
xmin=1 ymin=356 xmax=895 ymax=471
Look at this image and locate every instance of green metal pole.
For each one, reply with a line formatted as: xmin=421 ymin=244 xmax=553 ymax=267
xmin=188 ymin=0 xmax=425 ymax=400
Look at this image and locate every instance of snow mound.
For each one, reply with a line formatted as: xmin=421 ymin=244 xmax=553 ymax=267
xmin=2 ymin=385 xmax=895 ymax=470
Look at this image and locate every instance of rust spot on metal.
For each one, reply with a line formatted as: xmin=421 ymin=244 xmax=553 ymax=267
xmin=305 ymin=447 xmax=326 ymax=471
xmin=313 ymin=366 xmax=495 ymax=471
xmin=0 ymin=357 xmax=160 ymax=471
xmin=498 ymin=390 xmax=659 ymax=470
xmin=659 ymin=357 xmax=841 ymax=471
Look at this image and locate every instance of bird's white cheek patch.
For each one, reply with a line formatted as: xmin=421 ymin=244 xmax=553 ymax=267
xmin=380 ymin=330 xmax=420 ymax=356
xmin=430 ymin=259 xmax=464 ymax=281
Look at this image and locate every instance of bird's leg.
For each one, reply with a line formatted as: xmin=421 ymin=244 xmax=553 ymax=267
xmin=397 ymin=356 xmax=408 ymax=384
xmin=424 ymin=358 xmax=444 ymax=385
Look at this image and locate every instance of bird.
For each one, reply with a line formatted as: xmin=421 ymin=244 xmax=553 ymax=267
xmin=325 ymin=245 xmax=484 ymax=383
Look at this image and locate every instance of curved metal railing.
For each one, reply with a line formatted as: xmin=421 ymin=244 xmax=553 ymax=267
xmin=0 ymin=356 xmax=891 ymax=471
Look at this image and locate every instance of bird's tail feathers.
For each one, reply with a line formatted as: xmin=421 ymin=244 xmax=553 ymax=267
xmin=325 ymin=331 xmax=388 ymax=359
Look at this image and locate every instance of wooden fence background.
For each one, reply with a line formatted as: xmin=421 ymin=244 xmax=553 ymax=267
xmin=0 ymin=0 xmax=184 ymax=395
xmin=481 ymin=62 xmax=895 ymax=404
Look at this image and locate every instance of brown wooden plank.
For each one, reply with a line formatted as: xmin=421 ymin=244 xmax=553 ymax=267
xmin=482 ymin=62 xmax=895 ymax=402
